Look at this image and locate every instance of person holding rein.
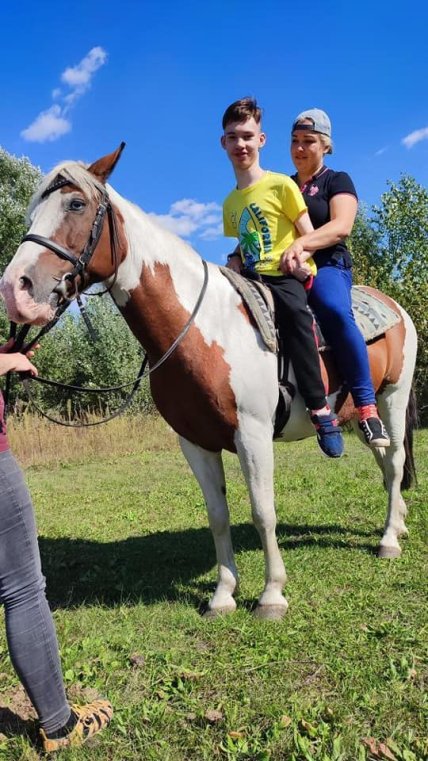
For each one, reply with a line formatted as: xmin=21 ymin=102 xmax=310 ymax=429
xmin=0 ymin=339 xmax=113 ymax=752
xmin=283 ymin=109 xmax=390 ymax=447
xmin=222 ymin=97 xmax=344 ymax=458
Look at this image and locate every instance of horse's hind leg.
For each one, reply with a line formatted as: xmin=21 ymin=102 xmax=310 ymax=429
xmin=352 ymin=386 xmax=409 ymax=558
xmin=373 ymin=440 xmax=409 ymax=537
xmin=372 ymin=447 xmax=409 ymax=538
xmin=179 ymin=437 xmax=238 ymax=615
xmin=376 ymin=387 xmax=412 ymax=558
xmin=235 ymin=419 xmax=288 ymax=619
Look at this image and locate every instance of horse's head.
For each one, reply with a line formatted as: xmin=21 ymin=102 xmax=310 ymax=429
xmin=0 ymin=144 xmax=126 ymax=325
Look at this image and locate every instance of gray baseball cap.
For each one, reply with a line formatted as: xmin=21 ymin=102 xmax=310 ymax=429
xmin=292 ymin=108 xmax=332 ymax=138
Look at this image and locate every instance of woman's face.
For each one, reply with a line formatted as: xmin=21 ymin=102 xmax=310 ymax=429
xmin=290 ymin=123 xmax=326 ymax=175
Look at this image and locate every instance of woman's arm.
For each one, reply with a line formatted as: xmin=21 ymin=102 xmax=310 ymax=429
xmin=280 ymin=211 xmax=314 ymax=276
xmin=284 ymin=194 xmax=358 ymax=264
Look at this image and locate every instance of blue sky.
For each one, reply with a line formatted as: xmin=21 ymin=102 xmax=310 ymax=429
xmin=1 ymin=0 xmax=428 ymax=265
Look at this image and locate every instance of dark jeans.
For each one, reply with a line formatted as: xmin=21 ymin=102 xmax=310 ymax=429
xmin=309 ymin=262 xmax=376 ymax=407
xmin=262 ymin=274 xmax=327 ymax=410
xmin=0 ymin=450 xmax=70 ymax=733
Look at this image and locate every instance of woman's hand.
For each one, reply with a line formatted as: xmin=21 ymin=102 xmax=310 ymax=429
xmin=0 ymin=339 xmax=39 ymax=377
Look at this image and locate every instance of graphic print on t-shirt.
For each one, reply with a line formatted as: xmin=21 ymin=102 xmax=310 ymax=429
xmin=238 ymin=204 xmax=273 ymax=271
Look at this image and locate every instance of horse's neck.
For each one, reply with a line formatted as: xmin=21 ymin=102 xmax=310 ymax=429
xmin=110 ymin=191 xmax=205 ymax=359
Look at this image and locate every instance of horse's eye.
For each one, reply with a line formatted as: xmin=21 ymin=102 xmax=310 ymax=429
xmin=68 ymin=198 xmax=86 ymax=212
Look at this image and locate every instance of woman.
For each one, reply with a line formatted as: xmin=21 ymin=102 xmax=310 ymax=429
xmin=281 ymin=108 xmax=390 ymax=447
xmin=0 ymin=339 xmax=112 ymax=752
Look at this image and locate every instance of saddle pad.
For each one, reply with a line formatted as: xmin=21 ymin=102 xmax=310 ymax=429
xmin=317 ymin=285 xmax=401 ymax=351
xmin=220 ymin=267 xmax=277 ymax=352
xmin=221 ymin=269 xmax=401 ymax=353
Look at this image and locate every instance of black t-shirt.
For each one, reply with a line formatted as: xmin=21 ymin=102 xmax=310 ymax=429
xmin=291 ymin=167 xmax=357 ymax=268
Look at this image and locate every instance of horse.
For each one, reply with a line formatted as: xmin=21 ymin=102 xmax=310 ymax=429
xmin=0 ymin=145 xmax=418 ymax=620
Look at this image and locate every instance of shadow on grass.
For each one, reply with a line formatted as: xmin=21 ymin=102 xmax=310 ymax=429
xmin=0 ymin=707 xmax=36 ymax=743
xmin=39 ymin=521 xmax=377 ymax=610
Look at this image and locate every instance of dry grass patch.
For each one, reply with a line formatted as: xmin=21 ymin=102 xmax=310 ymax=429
xmin=8 ymin=412 xmax=177 ymax=468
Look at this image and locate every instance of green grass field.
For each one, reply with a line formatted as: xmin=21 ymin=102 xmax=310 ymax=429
xmin=0 ymin=421 xmax=427 ymax=760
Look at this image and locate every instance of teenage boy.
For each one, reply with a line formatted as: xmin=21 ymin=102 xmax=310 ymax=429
xmin=221 ymin=97 xmax=343 ymax=458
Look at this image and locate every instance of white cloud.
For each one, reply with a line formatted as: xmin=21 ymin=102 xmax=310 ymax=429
xmin=374 ymin=146 xmax=388 ymax=157
xmin=402 ymin=127 xmax=428 ymax=149
xmin=148 ymin=213 xmax=199 ymax=237
xmin=199 ymin=223 xmax=224 ymax=240
xmin=149 ymin=199 xmax=223 ymax=240
xmin=21 ymin=46 xmax=107 ymax=143
xmin=20 ymin=105 xmax=71 ymax=143
xmin=61 ymin=47 xmax=107 ymax=91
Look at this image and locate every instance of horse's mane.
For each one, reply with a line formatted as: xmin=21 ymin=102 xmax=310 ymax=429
xmin=27 ymin=159 xmax=201 ymax=270
xmin=27 ymin=161 xmax=105 ymax=221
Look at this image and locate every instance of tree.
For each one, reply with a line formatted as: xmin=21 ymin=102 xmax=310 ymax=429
xmin=0 ymin=147 xmax=42 ymax=272
xmin=350 ymin=175 xmax=428 ymax=421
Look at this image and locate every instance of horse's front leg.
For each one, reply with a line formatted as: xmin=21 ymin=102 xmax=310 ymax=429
xmin=179 ymin=437 xmax=239 ymax=616
xmin=235 ymin=418 xmax=288 ymax=619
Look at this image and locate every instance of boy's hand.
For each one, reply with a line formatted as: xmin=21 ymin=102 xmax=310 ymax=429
xmin=291 ymin=263 xmax=313 ymax=282
xmin=226 ymin=254 xmax=243 ymax=274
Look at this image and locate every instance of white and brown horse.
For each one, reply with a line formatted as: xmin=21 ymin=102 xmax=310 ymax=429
xmin=0 ymin=146 xmax=418 ymax=619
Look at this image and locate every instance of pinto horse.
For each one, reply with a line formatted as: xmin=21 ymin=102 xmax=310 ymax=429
xmin=0 ymin=146 xmax=418 ymax=619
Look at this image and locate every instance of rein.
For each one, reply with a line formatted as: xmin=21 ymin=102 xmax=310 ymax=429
xmin=20 ymin=257 xmax=208 ymax=427
xmin=6 ymin=170 xmax=210 ymax=425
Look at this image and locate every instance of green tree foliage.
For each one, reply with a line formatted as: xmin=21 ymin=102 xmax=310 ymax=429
xmin=350 ymin=175 xmax=428 ymax=420
xmin=0 ymin=148 xmax=42 ymax=340
xmin=0 ymin=147 xmax=41 ymax=272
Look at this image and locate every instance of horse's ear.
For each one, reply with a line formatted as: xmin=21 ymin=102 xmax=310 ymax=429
xmin=88 ymin=142 xmax=126 ymax=183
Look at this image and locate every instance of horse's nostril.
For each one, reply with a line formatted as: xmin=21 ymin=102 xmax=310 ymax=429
xmin=19 ymin=275 xmax=33 ymax=296
xmin=19 ymin=275 xmax=32 ymax=289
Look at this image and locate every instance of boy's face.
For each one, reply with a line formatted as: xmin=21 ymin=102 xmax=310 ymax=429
xmin=221 ymin=116 xmax=266 ymax=171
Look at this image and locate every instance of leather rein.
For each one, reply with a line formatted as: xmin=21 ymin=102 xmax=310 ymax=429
xmin=6 ymin=175 xmax=209 ymax=426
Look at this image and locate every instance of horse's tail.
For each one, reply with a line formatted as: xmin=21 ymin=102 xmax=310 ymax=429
xmin=401 ymin=385 xmax=418 ymax=490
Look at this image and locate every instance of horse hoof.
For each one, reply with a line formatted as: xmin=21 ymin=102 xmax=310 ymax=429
xmin=378 ymin=545 xmax=401 ymax=559
xmin=253 ymin=604 xmax=288 ymax=621
xmin=202 ymin=605 xmax=236 ymax=619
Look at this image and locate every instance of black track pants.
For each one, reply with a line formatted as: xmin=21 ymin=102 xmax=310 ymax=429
xmin=262 ymin=274 xmax=326 ymax=410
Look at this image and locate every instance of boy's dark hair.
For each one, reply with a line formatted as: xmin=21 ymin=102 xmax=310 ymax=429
xmin=222 ymin=98 xmax=262 ymax=130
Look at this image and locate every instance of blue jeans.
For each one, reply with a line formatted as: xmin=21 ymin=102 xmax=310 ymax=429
xmin=0 ymin=450 xmax=70 ymax=733
xmin=309 ymin=262 xmax=376 ymax=407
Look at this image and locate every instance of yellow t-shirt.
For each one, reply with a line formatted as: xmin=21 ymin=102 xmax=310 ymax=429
xmin=223 ymin=171 xmax=316 ymax=277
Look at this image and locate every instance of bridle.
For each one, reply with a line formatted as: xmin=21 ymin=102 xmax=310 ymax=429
xmin=24 ymin=174 xmax=121 ymax=292
xmin=6 ymin=173 xmax=209 ymax=425
xmin=15 ymin=174 xmax=121 ymax=353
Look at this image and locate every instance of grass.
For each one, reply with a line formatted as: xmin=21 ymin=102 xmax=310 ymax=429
xmin=0 ymin=417 xmax=426 ymax=760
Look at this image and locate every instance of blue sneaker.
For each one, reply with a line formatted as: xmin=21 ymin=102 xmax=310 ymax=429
xmin=310 ymin=411 xmax=344 ymax=458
